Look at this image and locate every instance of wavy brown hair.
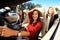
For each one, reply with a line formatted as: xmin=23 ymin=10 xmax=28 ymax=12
xmin=30 ymin=9 xmax=42 ymax=24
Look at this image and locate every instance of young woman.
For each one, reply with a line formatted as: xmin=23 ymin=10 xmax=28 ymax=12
xmin=18 ymin=10 xmax=25 ymax=23
xmin=46 ymin=7 xmax=58 ymax=31
xmin=1 ymin=9 xmax=42 ymax=40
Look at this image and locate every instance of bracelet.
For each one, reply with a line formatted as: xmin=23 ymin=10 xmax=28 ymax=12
xmin=18 ymin=31 xmax=21 ymax=36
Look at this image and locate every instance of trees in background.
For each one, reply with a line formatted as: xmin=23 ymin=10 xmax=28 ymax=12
xmin=17 ymin=2 xmax=42 ymax=10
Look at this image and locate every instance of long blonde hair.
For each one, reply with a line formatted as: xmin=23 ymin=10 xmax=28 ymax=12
xmin=47 ymin=7 xmax=56 ymax=15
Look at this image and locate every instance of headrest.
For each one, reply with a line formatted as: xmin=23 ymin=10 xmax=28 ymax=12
xmin=5 ymin=15 xmax=18 ymax=23
xmin=5 ymin=12 xmax=18 ymax=23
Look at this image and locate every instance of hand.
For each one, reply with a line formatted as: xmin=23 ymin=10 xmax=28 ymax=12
xmin=0 ymin=28 xmax=2 ymax=35
xmin=1 ymin=27 xmax=18 ymax=37
xmin=0 ymin=26 xmax=4 ymax=35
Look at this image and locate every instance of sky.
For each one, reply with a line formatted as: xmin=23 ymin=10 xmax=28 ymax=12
xmin=29 ymin=0 xmax=60 ymax=8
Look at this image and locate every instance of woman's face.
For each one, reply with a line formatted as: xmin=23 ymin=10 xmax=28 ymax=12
xmin=32 ymin=11 xmax=38 ymax=21
xmin=48 ymin=8 xmax=54 ymax=16
xmin=19 ymin=10 xmax=22 ymax=16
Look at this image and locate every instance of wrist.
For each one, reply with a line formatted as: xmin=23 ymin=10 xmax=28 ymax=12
xmin=13 ymin=30 xmax=18 ymax=36
xmin=18 ymin=31 xmax=21 ymax=36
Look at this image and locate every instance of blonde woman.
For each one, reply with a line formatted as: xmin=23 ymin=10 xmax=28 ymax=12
xmin=46 ymin=7 xmax=58 ymax=32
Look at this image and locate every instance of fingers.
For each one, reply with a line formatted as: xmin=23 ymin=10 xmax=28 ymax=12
xmin=0 ymin=27 xmax=12 ymax=37
xmin=0 ymin=27 xmax=4 ymax=36
xmin=1 ymin=29 xmax=9 ymax=37
xmin=0 ymin=27 xmax=9 ymax=37
xmin=1 ymin=29 xmax=5 ymax=36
